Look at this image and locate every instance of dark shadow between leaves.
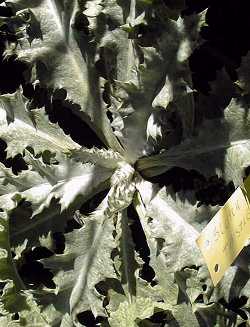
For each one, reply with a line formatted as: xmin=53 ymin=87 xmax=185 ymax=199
xmin=95 ymin=278 xmax=125 ymax=297
xmin=23 ymin=82 xmax=106 ymax=149
xmin=77 ymin=310 xmax=107 ymax=327
xmin=0 ymin=138 xmax=28 ymax=174
xmin=138 ymin=310 xmax=181 ymax=327
xmin=26 ymin=11 xmax=43 ymax=43
xmin=79 ymin=189 xmax=108 ymax=215
xmin=18 ymin=260 xmax=56 ymax=289
xmin=17 ymin=246 xmax=56 ymax=289
xmin=6 ymin=0 xmax=45 ymax=13
xmin=127 ymin=204 xmax=157 ymax=284
xmin=146 ymin=166 xmax=235 ymax=210
xmin=187 ymin=0 xmax=250 ymax=95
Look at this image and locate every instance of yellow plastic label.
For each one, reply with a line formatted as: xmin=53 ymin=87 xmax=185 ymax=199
xmin=196 ymin=176 xmax=250 ymax=286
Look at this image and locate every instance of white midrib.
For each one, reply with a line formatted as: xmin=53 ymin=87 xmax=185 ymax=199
xmin=125 ymin=0 xmax=136 ymax=82
xmin=167 ymin=139 xmax=250 ymax=160
xmin=138 ymin=139 xmax=250 ymax=171
xmin=46 ymin=0 xmax=125 ymax=155
xmin=120 ymin=211 xmax=133 ymax=303
xmin=47 ymin=0 xmax=81 ymax=73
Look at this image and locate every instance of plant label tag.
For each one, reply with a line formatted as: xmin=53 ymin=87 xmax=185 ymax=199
xmin=196 ymin=176 xmax=250 ymax=286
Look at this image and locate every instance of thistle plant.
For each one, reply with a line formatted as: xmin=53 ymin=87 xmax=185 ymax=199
xmin=0 ymin=1 xmax=250 ymax=326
